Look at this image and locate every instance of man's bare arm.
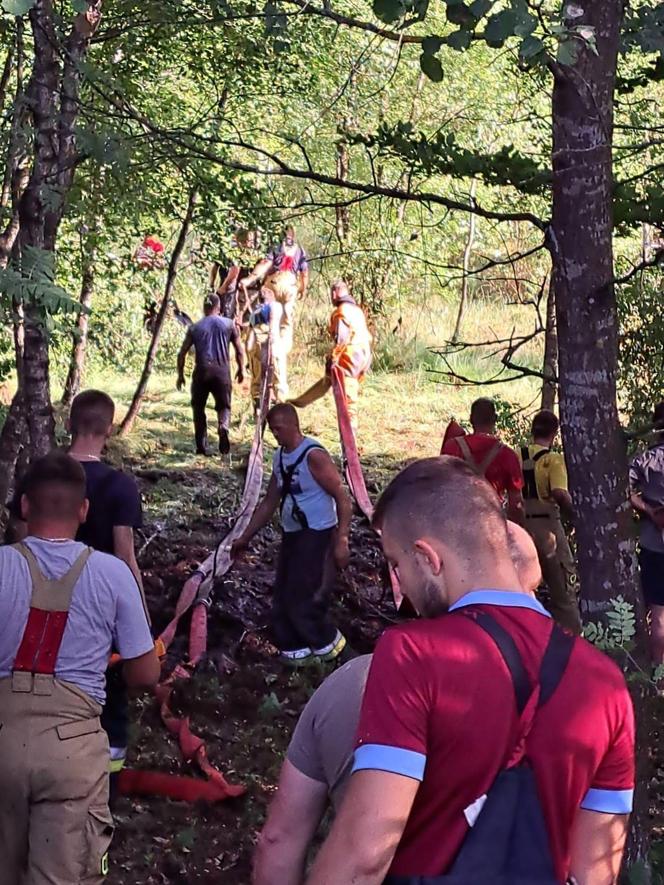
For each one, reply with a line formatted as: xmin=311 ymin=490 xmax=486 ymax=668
xmin=231 ymin=474 xmax=281 ymax=553
xmin=177 ymin=330 xmax=194 ymax=388
xmin=507 ymin=488 xmax=526 ymax=527
xmin=113 ymin=525 xmax=151 ymax=625
xmin=551 ymin=487 xmax=574 ymax=519
xmin=231 ymin=328 xmax=245 ymax=382
xmin=306 ymin=770 xmax=419 ymax=885
xmin=253 ymin=761 xmax=327 ymax=885
xmin=308 ymin=450 xmax=353 ymax=569
xmin=569 ymin=809 xmax=628 ymax=885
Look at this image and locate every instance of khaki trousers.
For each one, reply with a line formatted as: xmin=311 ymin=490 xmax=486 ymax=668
xmin=0 ymin=677 xmax=113 ymax=885
xmin=526 ymin=508 xmax=581 ymax=634
xmin=265 ymin=274 xmax=297 ymax=401
xmin=247 ymin=325 xmax=272 ymax=401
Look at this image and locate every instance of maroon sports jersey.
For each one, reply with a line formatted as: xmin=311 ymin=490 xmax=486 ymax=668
xmin=354 ymin=591 xmax=634 ymax=880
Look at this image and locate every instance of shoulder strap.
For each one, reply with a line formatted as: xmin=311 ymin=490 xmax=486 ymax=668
xmin=466 ymin=610 xmax=575 ymax=717
xmin=470 ymin=611 xmax=532 ymax=714
xmin=13 ymin=543 xmax=93 ymax=613
xmin=533 ymin=448 xmax=550 ymax=463
xmin=478 ymin=441 xmax=504 ymax=475
xmin=456 ymin=436 xmax=476 ymax=469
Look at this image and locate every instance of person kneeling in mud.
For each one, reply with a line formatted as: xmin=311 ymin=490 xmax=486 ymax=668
xmin=231 ymin=404 xmax=352 ymax=665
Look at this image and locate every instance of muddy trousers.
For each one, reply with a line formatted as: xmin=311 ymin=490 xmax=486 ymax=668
xmin=290 ymin=374 xmax=361 ymax=432
xmin=526 ymin=513 xmax=582 ymax=634
xmin=0 ymin=677 xmax=113 ymax=885
xmin=272 ymin=528 xmax=338 ymax=653
xmin=191 ymin=364 xmax=232 ymax=452
xmin=247 ymin=326 xmax=273 ymax=403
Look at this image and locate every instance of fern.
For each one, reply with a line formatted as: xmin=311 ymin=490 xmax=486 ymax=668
xmin=0 ymin=245 xmax=87 ymax=318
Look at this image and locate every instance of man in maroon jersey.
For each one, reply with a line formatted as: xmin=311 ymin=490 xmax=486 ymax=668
xmin=307 ymin=457 xmax=634 ymax=885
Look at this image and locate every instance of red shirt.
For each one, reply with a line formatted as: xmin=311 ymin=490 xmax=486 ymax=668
xmin=353 ymin=592 xmax=634 ymax=880
xmin=442 ymin=432 xmax=523 ymax=497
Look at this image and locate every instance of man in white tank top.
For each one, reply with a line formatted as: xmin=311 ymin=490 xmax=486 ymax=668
xmin=232 ymin=404 xmax=353 ymax=665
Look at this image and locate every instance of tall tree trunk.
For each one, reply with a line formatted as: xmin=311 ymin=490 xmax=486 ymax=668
xmin=11 ymin=0 xmax=103 ymax=461
xmin=452 ymin=179 xmax=477 ymax=343
xmin=0 ymin=20 xmax=26 ymax=268
xmin=61 ymin=248 xmax=95 ymax=408
xmin=62 ymin=217 xmax=101 ymax=407
xmin=0 ymin=394 xmax=26 ymax=521
xmin=540 ymin=277 xmax=558 ymax=411
xmin=119 ymin=188 xmax=198 ymax=437
xmin=550 ymin=1 xmax=649 ymax=874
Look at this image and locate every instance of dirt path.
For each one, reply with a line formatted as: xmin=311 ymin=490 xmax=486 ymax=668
xmin=107 ymin=453 xmax=396 ymax=884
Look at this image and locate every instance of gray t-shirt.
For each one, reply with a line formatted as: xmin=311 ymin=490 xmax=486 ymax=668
xmin=190 ymin=314 xmax=238 ymax=369
xmin=287 ymin=654 xmax=372 ymax=809
xmin=0 ymin=537 xmax=154 ymax=704
xmin=629 ymin=443 xmax=664 ymax=553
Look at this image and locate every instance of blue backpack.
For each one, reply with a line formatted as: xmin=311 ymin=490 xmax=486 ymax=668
xmin=385 ymin=610 xmax=575 ymax=885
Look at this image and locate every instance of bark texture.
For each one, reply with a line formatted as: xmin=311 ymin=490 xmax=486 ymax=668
xmin=119 ymin=189 xmax=198 ymax=436
xmin=550 ymin=1 xmax=649 ymax=873
xmin=540 ymin=277 xmax=558 ymax=412
xmin=61 ymin=234 xmax=97 ymax=407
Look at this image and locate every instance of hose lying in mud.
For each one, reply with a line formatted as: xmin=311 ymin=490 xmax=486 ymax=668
xmin=119 ymin=356 xmax=399 ymax=802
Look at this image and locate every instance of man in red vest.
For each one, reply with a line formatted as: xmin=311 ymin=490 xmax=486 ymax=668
xmin=442 ymin=397 xmax=525 ymax=525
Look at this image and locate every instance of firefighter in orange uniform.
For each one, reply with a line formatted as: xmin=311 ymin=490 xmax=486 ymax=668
xmin=290 ymin=279 xmax=372 ymax=434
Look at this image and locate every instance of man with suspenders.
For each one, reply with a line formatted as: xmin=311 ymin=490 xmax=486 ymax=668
xmin=232 ymin=403 xmax=353 ymax=665
xmin=0 ymin=452 xmax=159 ymax=885
xmin=519 ymin=410 xmax=581 ymax=634
xmin=441 ymin=398 xmax=525 ymax=525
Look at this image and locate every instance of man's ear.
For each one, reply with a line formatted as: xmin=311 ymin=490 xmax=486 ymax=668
xmin=413 ymin=538 xmax=442 ymax=576
xmin=79 ymin=498 xmax=90 ymax=524
xmin=20 ymin=493 xmax=30 ymax=522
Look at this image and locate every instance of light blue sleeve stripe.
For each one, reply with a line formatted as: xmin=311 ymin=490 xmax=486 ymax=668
xmin=352 ymin=744 xmax=426 ymax=781
xmin=581 ymin=788 xmax=634 ymax=814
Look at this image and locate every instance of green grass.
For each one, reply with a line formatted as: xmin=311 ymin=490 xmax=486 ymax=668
xmin=76 ymin=293 xmax=542 ymax=474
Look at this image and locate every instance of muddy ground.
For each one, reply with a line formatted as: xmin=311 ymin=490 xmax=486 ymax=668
xmin=106 ymin=449 xmax=664 ymax=885
xmin=107 ymin=453 xmax=396 ymax=885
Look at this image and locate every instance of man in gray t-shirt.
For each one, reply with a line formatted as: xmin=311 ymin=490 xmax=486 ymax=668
xmin=629 ymin=401 xmax=664 ymax=662
xmin=0 ymin=451 xmax=159 ymax=885
xmin=177 ymin=293 xmax=245 ymax=455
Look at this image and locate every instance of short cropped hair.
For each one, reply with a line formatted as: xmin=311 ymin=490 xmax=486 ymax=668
xmin=531 ymin=409 xmax=559 ymax=439
xmin=654 ymin=401 xmax=664 ymax=431
xmin=373 ymin=456 xmax=508 ymax=555
xmin=470 ymin=398 xmax=497 ymax=428
xmin=204 ymin=293 xmax=221 ymax=312
xmin=267 ymin=402 xmax=300 ymax=426
xmin=23 ymin=451 xmax=87 ymax=521
xmin=70 ymin=390 xmax=115 ymax=437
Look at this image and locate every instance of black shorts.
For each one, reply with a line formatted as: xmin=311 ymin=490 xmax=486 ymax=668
xmin=638 ymin=547 xmax=664 ymax=607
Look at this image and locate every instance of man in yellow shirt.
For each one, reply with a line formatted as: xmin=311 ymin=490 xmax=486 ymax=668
xmin=519 ymin=409 xmax=581 ymax=634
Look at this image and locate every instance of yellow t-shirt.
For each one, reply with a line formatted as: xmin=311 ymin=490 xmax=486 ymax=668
xmin=521 ymin=444 xmax=568 ymax=502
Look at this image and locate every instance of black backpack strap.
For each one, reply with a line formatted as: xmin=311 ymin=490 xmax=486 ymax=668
xmin=278 ymin=443 xmax=324 ymax=529
xmin=537 ymin=623 xmax=574 ymax=707
xmin=470 ymin=611 xmax=532 ymax=715
xmin=521 ymin=445 xmax=539 ymax=500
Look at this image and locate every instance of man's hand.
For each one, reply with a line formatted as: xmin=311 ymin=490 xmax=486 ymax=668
xmin=334 ymin=535 xmax=350 ymax=570
xmin=230 ymin=536 xmax=250 ymax=560
xmin=236 ymin=367 xmax=245 ymax=384
xmin=176 ymin=375 xmax=185 ymax=392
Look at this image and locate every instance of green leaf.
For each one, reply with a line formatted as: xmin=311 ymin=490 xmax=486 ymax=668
xmin=447 ymin=29 xmax=472 ymax=50
xmin=519 ymin=34 xmax=544 ymax=60
xmin=422 ymin=35 xmax=443 ymax=55
xmin=484 ymin=9 xmax=518 ymax=43
xmin=373 ymin=0 xmax=403 ymax=23
xmin=420 ymin=52 xmax=444 ymax=82
xmin=557 ymin=38 xmax=579 ymax=66
xmin=469 ymin=0 xmax=493 ymax=17
xmin=446 ymin=2 xmax=476 ymax=28
xmin=1 ymin=0 xmax=35 ymax=14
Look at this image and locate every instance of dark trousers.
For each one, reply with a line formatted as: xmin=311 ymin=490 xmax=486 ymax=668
xmin=272 ymin=528 xmax=337 ymax=652
xmin=100 ymin=665 xmax=128 ymax=809
xmin=191 ymin=364 xmax=232 ymax=451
